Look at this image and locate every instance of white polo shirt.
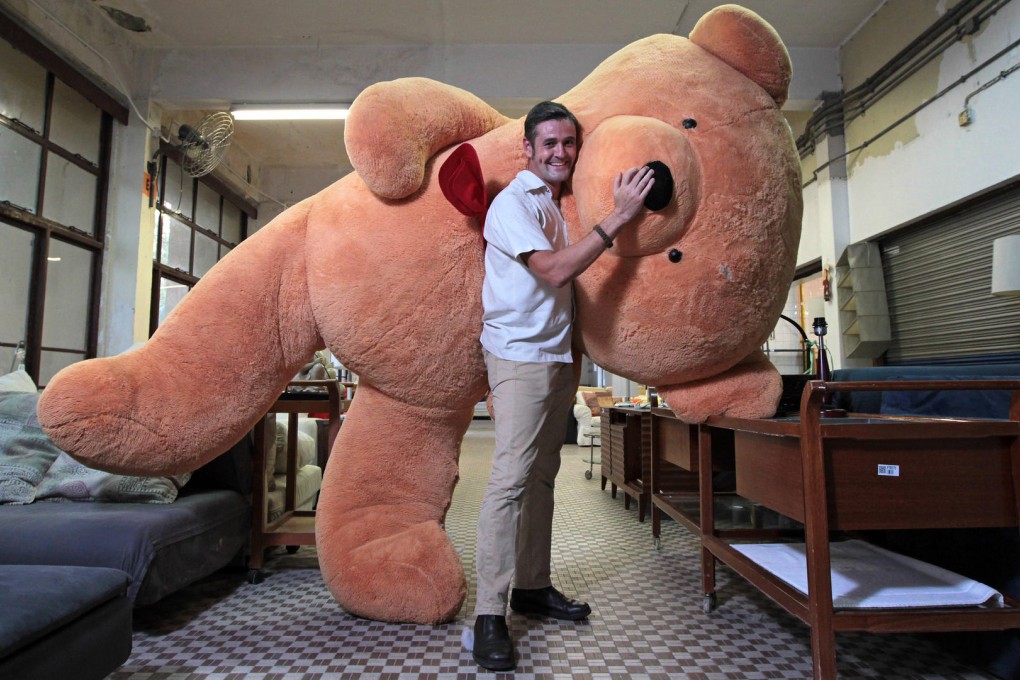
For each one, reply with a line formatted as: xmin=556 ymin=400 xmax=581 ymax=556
xmin=480 ymin=170 xmax=573 ymax=363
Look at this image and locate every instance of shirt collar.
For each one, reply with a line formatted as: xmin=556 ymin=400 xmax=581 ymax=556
xmin=518 ymin=170 xmax=551 ymax=195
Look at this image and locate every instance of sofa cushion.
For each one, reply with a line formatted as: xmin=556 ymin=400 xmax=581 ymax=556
xmin=0 ymin=565 xmax=131 ymax=680
xmin=831 ymin=364 xmax=1020 ymax=414
xmin=0 ymin=564 xmax=127 ymax=657
xmin=581 ymin=391 xmax=604 ymax=416
xmin=0 ymin=488 xmax=248 ymax=604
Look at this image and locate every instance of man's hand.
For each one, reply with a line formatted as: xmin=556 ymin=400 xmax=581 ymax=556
xmin=524 ymin=165 xmax=656 ymax=288
xmin=603 ymin=166 xmax=656 ymax=235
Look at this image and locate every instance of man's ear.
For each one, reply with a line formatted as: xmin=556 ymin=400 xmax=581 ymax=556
xmin=522 ymin=136 xmax=533 ymax=159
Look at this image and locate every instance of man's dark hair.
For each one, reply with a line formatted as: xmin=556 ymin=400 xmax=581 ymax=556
xmin=524 ymin=101 xmax=580 ymax=144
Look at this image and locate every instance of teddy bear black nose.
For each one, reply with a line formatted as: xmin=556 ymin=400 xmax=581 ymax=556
xmin=643 ymin=160 xmax=673 ymax=212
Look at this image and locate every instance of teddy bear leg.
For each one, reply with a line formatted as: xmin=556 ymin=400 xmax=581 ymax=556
xmin=314 ymin=381 xmax=475 ymax=624
xmin=658 ymin=349 xmax=783 ymax=423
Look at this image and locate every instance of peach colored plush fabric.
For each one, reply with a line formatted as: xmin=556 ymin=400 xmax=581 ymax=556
xmin=37 ymin=5 xmax=800 ymax=625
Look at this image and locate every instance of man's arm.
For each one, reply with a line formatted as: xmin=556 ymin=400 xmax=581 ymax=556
xmin=523 ymin=166 xmax=655 ymax=288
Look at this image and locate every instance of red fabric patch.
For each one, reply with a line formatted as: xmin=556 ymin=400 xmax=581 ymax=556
xmin=439 ymin=143 xmax=487 ymax=221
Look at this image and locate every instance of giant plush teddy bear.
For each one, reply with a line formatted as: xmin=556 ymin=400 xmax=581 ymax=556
xmin=37 ymin=4 xmax=801 ymax=624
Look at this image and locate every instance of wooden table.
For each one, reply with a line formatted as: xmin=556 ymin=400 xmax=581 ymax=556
xmin=698 ymin=379 xmax=1020 ymax=679
xmin=248 ymin=379 xmax=341 ymax=580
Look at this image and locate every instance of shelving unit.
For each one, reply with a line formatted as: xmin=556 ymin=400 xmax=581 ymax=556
xmin=835 ymin=243 xmax=891 ymax=358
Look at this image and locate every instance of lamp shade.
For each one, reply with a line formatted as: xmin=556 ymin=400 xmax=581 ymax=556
xmin=992 ymin=234 xmax=1020 ymax=296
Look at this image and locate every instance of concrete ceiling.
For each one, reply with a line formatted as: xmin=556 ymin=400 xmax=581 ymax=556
xmin=98 ymin=0 xmax=882 ymax=49
xmin=91 ymin=0 xmax=885 ymax=174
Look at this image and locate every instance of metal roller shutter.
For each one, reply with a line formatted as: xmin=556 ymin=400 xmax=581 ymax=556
xmin=880 ymin=181 xmax=1020 ymax=364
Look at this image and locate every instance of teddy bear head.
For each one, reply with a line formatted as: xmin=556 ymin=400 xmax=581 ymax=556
xmin=559 ymin=4 xmax=802 ymax=391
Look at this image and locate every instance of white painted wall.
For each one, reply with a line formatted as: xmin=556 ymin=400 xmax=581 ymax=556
xmin=843 ymin=0 xmax=1020 ymax=242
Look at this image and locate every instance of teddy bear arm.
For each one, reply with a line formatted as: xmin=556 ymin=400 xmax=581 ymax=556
xmin=37 ymin=204 xmax=325 ymax=476
xmin=345 ymin=77 xmax=509 ymax=199
xmin=656 ymin=349 xmax=783 ymax=424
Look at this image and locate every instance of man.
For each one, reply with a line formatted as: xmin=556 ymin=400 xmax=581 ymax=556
xmin=474 ymin=100 xmax=655 ymax=671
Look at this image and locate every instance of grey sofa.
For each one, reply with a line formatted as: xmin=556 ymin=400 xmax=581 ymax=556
xmin=831 ymin=363 xmax=1020 ymax=679
xmin=0 ymin=374 xmax=253 ymax=678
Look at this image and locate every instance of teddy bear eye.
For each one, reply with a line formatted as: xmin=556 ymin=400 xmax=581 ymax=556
xmin=682 ymin=118 xmax=697 ymax=130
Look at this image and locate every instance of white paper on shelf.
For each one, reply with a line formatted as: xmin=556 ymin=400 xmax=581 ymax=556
xmin=733 ymin=539 xmax=1003 ymax=609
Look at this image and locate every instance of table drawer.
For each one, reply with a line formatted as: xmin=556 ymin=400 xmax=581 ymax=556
xmin=734 ymin=431 xmax=1018 ymax=530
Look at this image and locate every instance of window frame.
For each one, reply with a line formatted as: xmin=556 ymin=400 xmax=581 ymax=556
xmin=149 ymin=145 xmax=256 ymax=335
xmin=0 ymin=12 xmax=126 ymax=385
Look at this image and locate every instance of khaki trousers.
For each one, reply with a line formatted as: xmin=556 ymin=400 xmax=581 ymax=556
xmin=474 ymin=350 xmax=575 ymax=616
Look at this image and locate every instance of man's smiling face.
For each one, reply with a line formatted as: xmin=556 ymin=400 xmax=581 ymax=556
xmin=523 ymin=118 xmax=577 ymax=196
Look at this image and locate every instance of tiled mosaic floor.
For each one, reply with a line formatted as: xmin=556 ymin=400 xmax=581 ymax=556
xmin=113 ymin=420 xmax=998 ymax=679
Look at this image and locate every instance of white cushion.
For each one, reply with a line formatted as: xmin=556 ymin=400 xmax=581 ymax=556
xmin=274 ymin=415 xmax=318 ymax=473
xmin=0 ymin=370 xmax=37 ymax=393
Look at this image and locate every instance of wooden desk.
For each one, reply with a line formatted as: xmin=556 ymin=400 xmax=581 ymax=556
xmin=698 ymin=379 xmax=1020 ymax=679
xmin=248 ymin=380 xmax=341 ymax=580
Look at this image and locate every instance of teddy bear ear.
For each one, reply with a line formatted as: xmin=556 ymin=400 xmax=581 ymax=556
xmin=689 ymin=4 xmax=792 ymax=107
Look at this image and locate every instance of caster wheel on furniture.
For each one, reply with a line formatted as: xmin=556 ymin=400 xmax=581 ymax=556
xmin=246 ymin=569 xmax=263 ymax=585
xmin=286 ymin=545 xmax=300 ymax=554
xmin=584 ymin=470 xmax=593 ymax=480
xmin=703 ymin=593 xmax=717 ymax=614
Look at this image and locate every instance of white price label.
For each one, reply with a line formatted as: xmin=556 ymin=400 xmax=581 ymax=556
xmin=877 ymin=464 xmax=900 ymax=477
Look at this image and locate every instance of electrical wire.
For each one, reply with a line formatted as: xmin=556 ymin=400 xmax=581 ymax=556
xmin=803 ymin=33 xmax=1020 ymax=188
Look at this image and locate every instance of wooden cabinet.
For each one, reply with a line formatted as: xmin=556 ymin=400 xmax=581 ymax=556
xmin=600 ymin=407 xmax=649 ymax=520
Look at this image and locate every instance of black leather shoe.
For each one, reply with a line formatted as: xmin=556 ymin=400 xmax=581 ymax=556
xmin=510 ymin=586 xmax=591 ymax=620
xmin=472 ymin=615 xmax=515 ymax=671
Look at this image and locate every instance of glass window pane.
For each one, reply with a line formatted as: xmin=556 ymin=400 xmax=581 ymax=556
xmin=39 ymin=350 xmax=85 ymax=387
xmin=158 ymin=277 xmax=190 ymax=324
xmin=160 ymin=213 xmax=191 ymax=271
xmin=0 ymin=221 xmax=34 ymax=346
xmin=222 ymin=201 xmax=241 ymax=244
xmin=194 ymin=232 xmax=218 ymax=277
xmin=42 ymin=154 xmax=97 ymax=234
xmin=0 ymin=39 xmax=46 ymax=133
xmin=49 ymin=80 xmax=101 ymax=164
xmin=153 ymin=213 xmax=161 ymax=260
xmin=195 ymin=182 xmax=220 ymax=232
xmin=161 ymin=157 xmax=193 ymax=218
xmin=0 ymin=128 xmax=41 ymax=212
xmin=41 ymin=239 xmax=93 ymax=350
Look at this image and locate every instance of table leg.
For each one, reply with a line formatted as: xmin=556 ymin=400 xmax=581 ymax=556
xmin=699 ymin=424 xmax=717 ymax=608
